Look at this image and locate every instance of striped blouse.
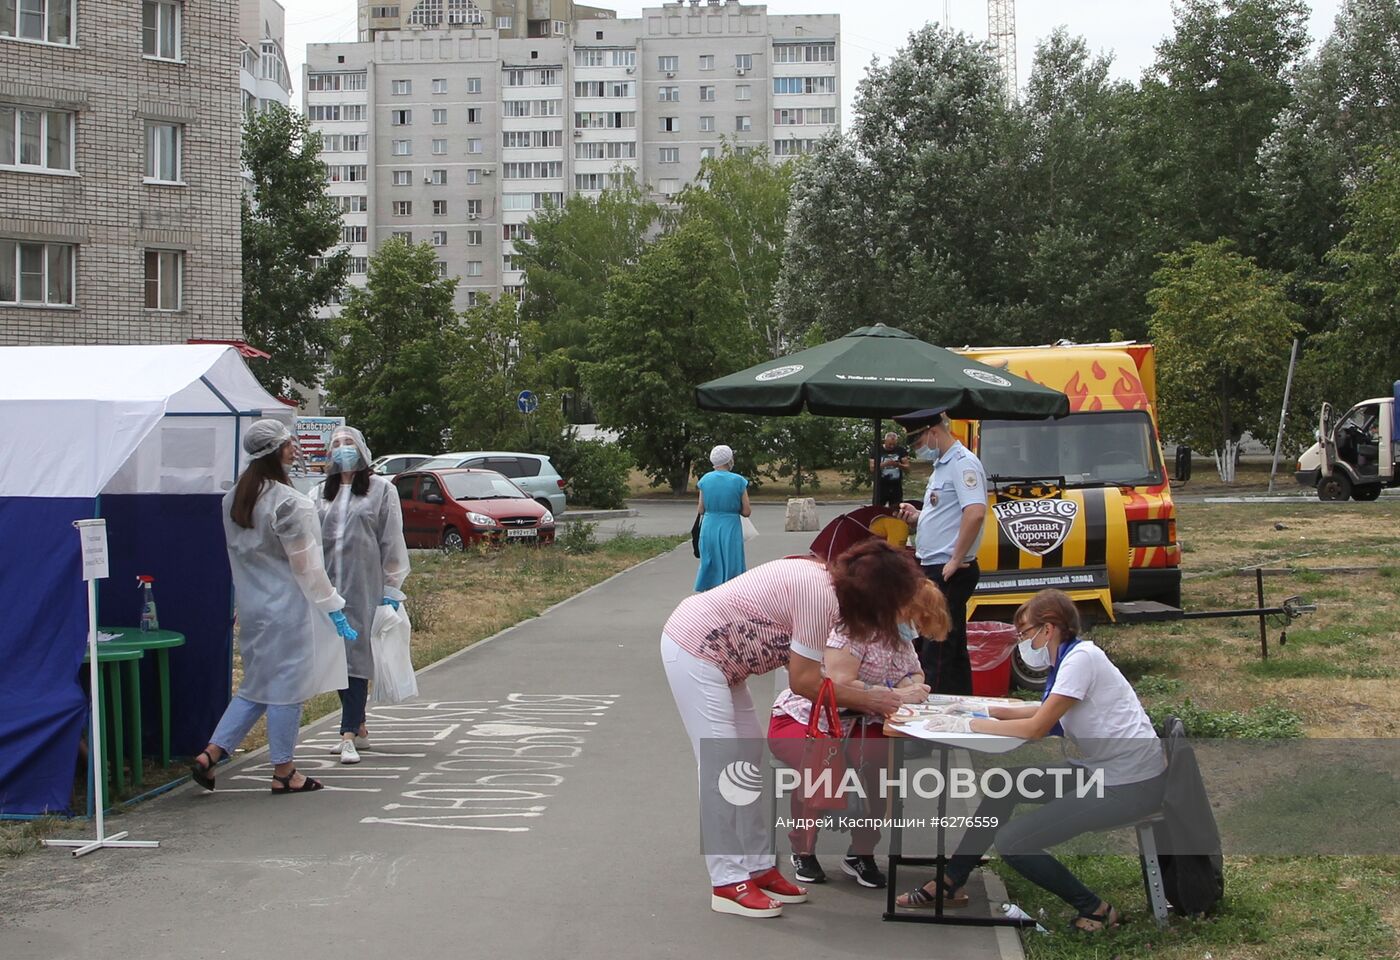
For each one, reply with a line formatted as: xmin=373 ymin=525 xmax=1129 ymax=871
xmin=663 ymin=557 xmax=838 ymax=685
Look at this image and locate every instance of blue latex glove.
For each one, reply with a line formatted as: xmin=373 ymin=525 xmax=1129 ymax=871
xmin=381 ymin=597 xmax=400 ymax=610
xmin=329 ymin=610 xmax=358 ymax=643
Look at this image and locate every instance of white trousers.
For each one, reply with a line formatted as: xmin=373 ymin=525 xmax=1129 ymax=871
xmin=661 ymin=634 xmax=776 ymax=886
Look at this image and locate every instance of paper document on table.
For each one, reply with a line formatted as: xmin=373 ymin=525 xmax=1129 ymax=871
xmin=886 ymin=694 xmax=1027 ymax=752
xmin=97 ymin=632 xmax=122 ymax=643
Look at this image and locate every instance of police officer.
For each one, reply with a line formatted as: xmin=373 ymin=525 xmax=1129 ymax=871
xmin=895 ymin=407 xmax=988 ymax=695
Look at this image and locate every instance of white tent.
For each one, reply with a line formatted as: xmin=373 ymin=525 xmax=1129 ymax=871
xmin=0 ymin=344 xmax=292 ymax=499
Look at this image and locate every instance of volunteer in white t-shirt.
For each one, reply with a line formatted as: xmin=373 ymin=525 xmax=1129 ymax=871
xmin=894 ymin=589 xmax=1167 ymax=934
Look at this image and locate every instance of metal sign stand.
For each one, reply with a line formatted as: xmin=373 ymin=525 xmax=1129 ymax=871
xmin=44 ymin=519 xmax=160 ymax=858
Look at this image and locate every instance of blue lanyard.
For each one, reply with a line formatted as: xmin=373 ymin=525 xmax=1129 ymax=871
xmin=1040 ymin=637 xmax=1080 ymax=737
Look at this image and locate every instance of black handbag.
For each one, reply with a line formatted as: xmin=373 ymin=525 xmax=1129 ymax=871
xmin=691 ymin=514 xmax=702 ymax=558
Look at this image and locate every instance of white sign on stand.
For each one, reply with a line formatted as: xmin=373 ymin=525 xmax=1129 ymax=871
xmin=43 ymin=520 xmax=160 ymax=858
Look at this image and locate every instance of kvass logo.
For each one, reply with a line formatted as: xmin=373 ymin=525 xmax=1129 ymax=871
xmin=993 ymin=498 xmax=1079 ymax=556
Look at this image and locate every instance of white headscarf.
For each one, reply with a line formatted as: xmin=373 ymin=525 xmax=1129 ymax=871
xmin=709 ymin=444 xmax=734 ymax=468
xmin=244 ymin=419 xmax=291 ymax=460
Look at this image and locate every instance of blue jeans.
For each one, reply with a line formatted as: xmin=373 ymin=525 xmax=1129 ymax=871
xmin=945 ymin=767 xmax=1168 ymax=914
xmin=210 ymin=696 xmax=302 ymax=765
xmin=339 ymin=676 xmax=369 ymax=736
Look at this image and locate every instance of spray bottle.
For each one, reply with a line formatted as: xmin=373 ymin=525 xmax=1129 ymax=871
xmin=137 ymin=575 xmax=159 ymax=632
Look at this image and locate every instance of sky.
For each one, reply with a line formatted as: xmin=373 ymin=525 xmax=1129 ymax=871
xmin=282 ymin=0 xmax=1348 ymax=115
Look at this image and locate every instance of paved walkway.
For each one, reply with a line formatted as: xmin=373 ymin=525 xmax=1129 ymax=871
xmin=0 ymin=513 xmax=1016 ymax=960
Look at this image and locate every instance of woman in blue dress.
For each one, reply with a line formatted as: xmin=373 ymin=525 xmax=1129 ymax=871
xmin=695 ymin=444 xmax=752 ymax=591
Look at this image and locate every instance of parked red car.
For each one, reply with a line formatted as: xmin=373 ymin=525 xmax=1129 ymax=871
xmin=393 ymin=469 xmax=556 ymax=549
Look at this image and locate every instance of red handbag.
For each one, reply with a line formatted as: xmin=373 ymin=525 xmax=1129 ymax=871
xmin=800 ymin=678 xmax=849 ymax=811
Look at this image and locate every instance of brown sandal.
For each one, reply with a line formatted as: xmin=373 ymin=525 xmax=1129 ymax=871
xmin=896 ymin=880 xmax=969 ymax=909
xmin=1070 ymin=903 xmax=1120 ymax=933
xmin=270 ymin=769 xmax=324 ymax=795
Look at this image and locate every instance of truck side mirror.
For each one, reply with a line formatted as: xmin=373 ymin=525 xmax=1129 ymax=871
xmin=1174 ymin=446 xmax=1192 ymax=483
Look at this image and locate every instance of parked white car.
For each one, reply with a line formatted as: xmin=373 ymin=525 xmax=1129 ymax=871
xmin=370 ymin=453 xmax=433 ymax=477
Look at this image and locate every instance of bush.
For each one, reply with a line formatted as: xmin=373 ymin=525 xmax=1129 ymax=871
xmin=558 ymin=520 xmax=600 ymax=554
xmin=1147 ymin=698 xmax=1303 ymax=739
xmin=544 ymin=435 xmax=632 ymax=510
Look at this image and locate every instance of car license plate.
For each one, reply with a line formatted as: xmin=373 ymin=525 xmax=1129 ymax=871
xmin=506 ymin=528 xmax=537 ymax=538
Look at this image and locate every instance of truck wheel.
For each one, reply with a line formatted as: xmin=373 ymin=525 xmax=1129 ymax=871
xmin=1352 ymin=485 xmax=1382 ymax=502
xmin=1011 ymin=647 xmax=1049 ymax=692
xmin=1317 ymin=474 xmax=1351 ymax=502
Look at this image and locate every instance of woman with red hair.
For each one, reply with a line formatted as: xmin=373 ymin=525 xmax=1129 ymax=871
xmin=660 ymin=518 xmax=910 ymax=918
xmin=769 ymin=555 xmax=944 ymax=888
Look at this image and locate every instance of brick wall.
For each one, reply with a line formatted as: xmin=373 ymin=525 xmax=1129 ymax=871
xmin=0 ymin=0 xmax=244 ymax=345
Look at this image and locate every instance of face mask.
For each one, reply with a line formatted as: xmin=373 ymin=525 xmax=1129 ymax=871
xmin=1018 ymin=632 xmax=1053 ymax=670
xmin=332 ymin=446 xmax=361 ymax=471
xmin=915 ymin=444 xmax=939 ymax=462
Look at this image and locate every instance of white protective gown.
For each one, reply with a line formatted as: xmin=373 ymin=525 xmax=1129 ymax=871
xmin=318 ymin=475 xmax=410 ymax=679
xmin=222 ymin=482 xmax=349 ymax=704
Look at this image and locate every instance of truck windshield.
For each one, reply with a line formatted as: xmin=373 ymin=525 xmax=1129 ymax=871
xmin=979 ymin=411 xmax=1165 ymax=487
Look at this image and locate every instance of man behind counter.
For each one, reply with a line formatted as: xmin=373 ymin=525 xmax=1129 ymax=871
xmin=895 ymin=407 xmax=988 ymax=695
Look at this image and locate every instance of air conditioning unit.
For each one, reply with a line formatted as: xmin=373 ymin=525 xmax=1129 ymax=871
xmin=468 ymin=212 xmax=479 ymax=220
xmin=736 ymin=67 xmax=747 ymax=76
xmin=482 ymin=168 xmax=494 ymax=175
xmin=573 ymin=129 xmax=583 ymax=136
xmin=666 ymin=71 xmax=675 ymax=78
xmin=424 ymin=176 xmax=433 ymax=183
xmin=625 ymin=66 xmax=634 ymax=74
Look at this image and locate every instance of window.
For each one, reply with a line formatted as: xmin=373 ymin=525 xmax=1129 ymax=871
xmin=431 ymin=230 xmax=447 ymax=246
xmin=657 ymin=178 xmax=679 ymax=197
xmin=466 ymin=229 xmax=481 ymax=245
xmin=466 ymin=107 xmax=482 ymax=123
xmin=735 ymin=84 xmax=751 ymax=101
xmin=344 ymin=73 xmax=367 ymax=91
xmin=0 ymin=239 xmax=74 ymax=306
xmin=536 ymin=99 xmax=560 ymax=117
xmin=324 ymin=164 xmax=367 ymax=182
xmin=142 ymin=1 xmax=181 ymax=60
xmin=658 ymin=55 xmax=678 ymax=73
xmin=699 ymin=146 xmax=716 ymax=160
xmin=336 ymin=195 xmax=368 ymax=213
xmin=2 ymin=0 xmax=74 ymax=44
xmin=433 ymin=199 xmax=448 ymax=216
xmin=467 ymin=137 xmax=482 ymax=154
xmin=370 ymin=5 xmax=399 ymax=18
xmin=575 ymin=140 xmax=636 ymax=159
xmin=495 ymin=16 xmax=511 ymax=29
xmin=392 ymin=169 xmax=411 ymax=186
xmin=773 ymin=138 xmax=818 ymax=157
xmin=807 ymin=107 xmax=836 ymax=124
xmin=343 ymin=225 xmax=368 ymax=243
xmin=735 ymin=115 xmax=751 ymax=132
xmin=502 ymin=253 xmax=517 ymax=272
xmin=658 ymin=147 xmax=678 ymax=164
xmin=658 ymin=86 xmax=679 ymax=102
xmin=698 ymin=115 xmax=715 ymax=132
xmin=432 ymin=138 xmax=447 ymax=154
xmin=502 ymin=161 xmax=562 ymax=179
xmin=429 ymin=168 xmax=447 ymax=184
xmin=144 ymin=122 xmax=182 ymax=182
xmin=774 ymin=76 xmax=837 ymax=95
xmin=307 ymin=73 xmax=340 ymax=91
xmin=434 ymin=261 xmax=448 ymax=277
xmin=308 ymin=105 xmax=340 ymax=122
xmin=392 ymin=139 xmax=411 ymax=156
xmin=465 ymin=199 xmax=482 ymax=216
xmin=575 ymin=49 xmax=605 ymax=67
xmin=466 ymin=167 xmax=480 ymax=183
xmin=576 ymin=172 xmax=625 ymax=191
xmin=735 ymin=54 xmax=753 ymax=71
xmin=432 ymin=78 xmax=448 ymax=94
xmin=538 ymin=69 xmax=558 ymax=85
xmin=392 ymin=200 xmax=412 ymax=216
xmin=349 ymin=256 xmax=368 ymax=274
xmin=699 ymin=54 xmax=714 ymax=71
xmin=467 ymin=77 xmax=482 ymax=94
xmin=343 ymin=104 xmax=367 ymax=122
xmin=447 ymin=0 xmax=482 ymax=25
xmin=391 ymin=230 xmax=412 ymax=242
xmin=773 ymin=42 xmax=835 ymax=63
xmin=504 ymin=100 xmax=531 ymax=117
xmin=143 ymin=250 xmax=182 ymax=311
xmin=699 ymin=86 xmax=715 ymax=102
xmin=574 ymin=111 xmax=635 ymax=130
xmin=659 ymin=116 xmax=679 ymax=132
xmin=392 ymin=79 xmax=411 ymax=95
xmin=503 ymin=223 xmax=532 ymax=241
xmin=463 ymin=261 xmax=482 ymax=277
xmin=390 ymin=109 xmax=411 ymax=125
xmin=1 ymin=106 xmax=73 ymax=171
xmin=432 ymin=108 xmax=447 ymax=125
xmin=552 ymin=20 xmax=565 ymax=36
xmin=611 ymin=49 xmax=635 ymax=67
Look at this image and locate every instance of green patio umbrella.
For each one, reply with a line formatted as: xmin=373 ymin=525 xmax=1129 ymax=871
xmin=694 ymin=324 xmax=1069 ymax=504
xmin=695 ymin=324 xmax=1069 ymax=420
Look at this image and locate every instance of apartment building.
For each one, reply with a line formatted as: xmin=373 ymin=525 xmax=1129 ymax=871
xmin=305 ymin=0 xmax=840 ymax=311
xmin=240 ymin=0 xmax=291 ymax=115
xmin=0 ymin=0 xmax=244 ymax=346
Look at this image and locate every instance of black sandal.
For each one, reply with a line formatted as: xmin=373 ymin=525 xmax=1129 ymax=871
xmin=1070 ymin=903 xmax=1120 ymax=933
xmin=270 ymin=769 xmax=324 ymax=795
xmin=189 ymin=750 xmax=219 ymax=791
xmin=896 ymin=880 xmax=969 ymax=909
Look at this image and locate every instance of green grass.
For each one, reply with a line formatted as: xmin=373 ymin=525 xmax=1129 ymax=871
xmin=1145 ymin=699 xmax=1305 ymax=739
xmin=1244 ymin=657 xmax=1394 ymax=680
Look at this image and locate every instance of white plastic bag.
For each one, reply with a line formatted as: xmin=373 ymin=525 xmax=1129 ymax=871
xmin=741 ymin=515 xmax=759 ymax=542
xmin=369 ymin=603 xmax=417 ymax=705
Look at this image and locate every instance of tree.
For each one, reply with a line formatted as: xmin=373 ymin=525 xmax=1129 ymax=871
xmin=1320 ymin=144 xmax=1400 ymax=400
xmin=582 ymin=220 xmax=757 ymax=493
xmin=777 ymin=26 xmax=1023 ymax=346
xmin=240 ymin=105 xmax=348 ymax=402
xmin=677 ymin=144 xmax=796 ymax=357
xmin=513 ymin=176 xmax=661 ymax=404
xmin=325 ymin=239 xmax=458 ymax=453
xmin=1147 ymin=240 xmax=1301 ymax=477
xmin=758 ymin=414 xmax=867 ymax=495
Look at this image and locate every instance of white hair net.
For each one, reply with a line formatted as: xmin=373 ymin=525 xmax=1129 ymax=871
xmin=326 ymin=425 xmax=373 ymax=475
xmin=243 ymin=419 xmax=292 ymax=460
xmin=709 ymin=444 xmax=734 ymax=467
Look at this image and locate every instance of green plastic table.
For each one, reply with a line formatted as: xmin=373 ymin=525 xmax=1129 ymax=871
xmin=82 ymin=645 xmax=144 ymax=802
xmin=98 ymin=627 xmax=187 ymax=768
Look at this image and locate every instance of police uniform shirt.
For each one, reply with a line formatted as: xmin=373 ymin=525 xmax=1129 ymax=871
xmin=915 ymin=441 xmax=988 ymax=565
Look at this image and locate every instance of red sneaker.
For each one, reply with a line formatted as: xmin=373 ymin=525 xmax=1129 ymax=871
xmin=711 ymin=881 xmax=784 ymax=918
xmin=750 ymin=867 xmax=809 ymax=904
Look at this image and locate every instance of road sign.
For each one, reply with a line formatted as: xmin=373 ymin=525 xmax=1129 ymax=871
xmin=517 ymin=390 xmax=539 ymax=415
